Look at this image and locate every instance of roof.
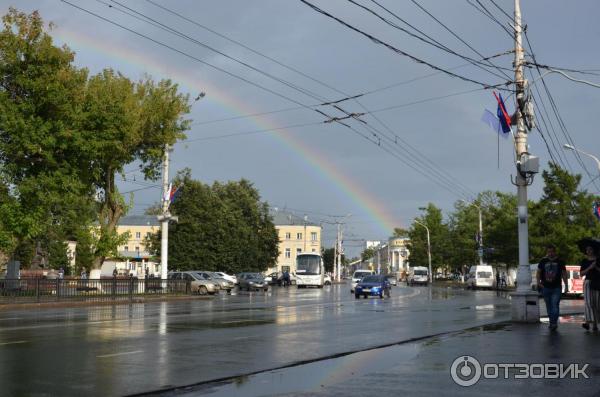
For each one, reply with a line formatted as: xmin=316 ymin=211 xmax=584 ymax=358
xmin=118 ymin=215 xmax=160 ymax=227
xmin=271 ymin=210 xmax=320 ymax=226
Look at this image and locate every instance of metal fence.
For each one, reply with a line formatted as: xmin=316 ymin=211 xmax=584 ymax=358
xmin=0 ymin=278 xmax=192 ymax=304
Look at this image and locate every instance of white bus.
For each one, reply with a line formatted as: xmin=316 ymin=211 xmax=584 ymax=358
xmin=295 ymin=253 xmax=324 ymax=288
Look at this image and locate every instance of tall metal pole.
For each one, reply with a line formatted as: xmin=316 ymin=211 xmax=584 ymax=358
xmin=477 ymin=206 xmax=484 ymax=266
xmin=160 ymin=144 xmax=170 ymax=280
xmin=414 ymin=220 xmax=432 ymax=283
xmin=336 ymin=222 xmax=342 ymax=282
xmin=512 ymin=0 xmax=538 ymax=322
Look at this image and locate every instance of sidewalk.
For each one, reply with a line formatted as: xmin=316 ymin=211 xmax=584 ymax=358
xmin=176 ymin=314 xmax=599 ymax=397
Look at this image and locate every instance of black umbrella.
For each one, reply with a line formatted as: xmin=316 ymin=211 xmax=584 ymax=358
xmin=577 ymin=237 xmax=600 ymax=253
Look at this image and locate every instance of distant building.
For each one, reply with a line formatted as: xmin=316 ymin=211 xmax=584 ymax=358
xmin=361 ymin=236 xmax=410 ymax=275
xmin=267 ymin=211 xmax=322 ymax=275
xmin=102 ymin=215 xmax=160 ymax=277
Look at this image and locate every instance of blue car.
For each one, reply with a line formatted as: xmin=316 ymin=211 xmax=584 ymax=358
xmin=354 ymin=275 xmax=391 ymax=299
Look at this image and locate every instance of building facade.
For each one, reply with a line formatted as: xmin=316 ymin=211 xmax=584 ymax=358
xmin=360 ymin=236 xmax=410 ymax=276
xmin=101 ymin=215 xmax=160 ymax=277
xmin=268 ymin=211 xmax=322 ymax=275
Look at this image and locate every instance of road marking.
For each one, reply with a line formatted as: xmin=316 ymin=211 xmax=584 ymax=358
xmin=96 ymin=350 xmax=143 ymax=358
xmin=0 ymin=317 xmax=22 ymax=321
xmin=0 ymin=340 xmax=27 ymax=346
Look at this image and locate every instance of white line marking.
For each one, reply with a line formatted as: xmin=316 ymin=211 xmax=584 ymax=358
xmin=0 ymin=340 xmax=27 ymax=346
xmin=96 ymin=350 xmax=143 ymax=358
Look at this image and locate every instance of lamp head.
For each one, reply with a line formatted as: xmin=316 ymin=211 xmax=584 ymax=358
xmin=563 ymin=143 xmax=575 ymax=150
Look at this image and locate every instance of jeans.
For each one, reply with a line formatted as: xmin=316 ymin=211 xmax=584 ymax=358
xmin=542 ymin=287 xmax=562 ymax=325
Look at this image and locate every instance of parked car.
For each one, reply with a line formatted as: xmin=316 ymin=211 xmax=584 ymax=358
xmin=351 ymin=270 xmax=374 ymax=293
xmin=355 ymin=275 xmax=391 ymax=299
xmin=214 ymin=272 xmax=238 ymax=285
xmin=324 ymin=274 xmax=332 ymax=286
xmin=385 ymin=275 xmax=398 ymax=286
xmin=264 ymin=272 xmax=279 ymax=285
xmin=167 ymin=271 xmax=218 ymax=295
xmin=237 ymin=273 xmax=269 ymax=291
xmin=194 ymin=271 xmax=235 ymax=293
xmin=407 ymin=267 xmax=429 ymax=286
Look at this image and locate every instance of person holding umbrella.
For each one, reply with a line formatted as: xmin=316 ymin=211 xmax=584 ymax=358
xmin=578 ymin=238 xmax=600 ymax=331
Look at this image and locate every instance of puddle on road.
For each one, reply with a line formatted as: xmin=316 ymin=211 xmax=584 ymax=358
xmin=174 ymin=343 xmax=420 ymax=396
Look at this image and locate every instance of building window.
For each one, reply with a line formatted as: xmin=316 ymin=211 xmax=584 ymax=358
xmin=297 ymin=233 xmax=302 ymax=240
xmin=124 ymin=246 xmax=129 ymax=252
xmin=311 ymin=232 xmax=317 ymax=241
xmin=296 ymin=248 xmax=302 ymax=255
xmin=285 ymin=248 xmax=291 ymax=259
xmin=285 ymin=232 xmax=291 ymax=240
xmin=135 ymin=232 xmax=141 ymax=239
xmin=135 ymin=246 xmax=140 ymax=253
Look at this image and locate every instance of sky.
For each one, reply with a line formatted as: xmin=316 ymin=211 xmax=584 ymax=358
xmin=2 ymin=0 xmax=599 ymax=257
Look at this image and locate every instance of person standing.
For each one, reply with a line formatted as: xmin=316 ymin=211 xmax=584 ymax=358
xmin=580 ymin=245 xmax=600 ymax=331
xmin=537 ymin=244 xmax=568 ymax=330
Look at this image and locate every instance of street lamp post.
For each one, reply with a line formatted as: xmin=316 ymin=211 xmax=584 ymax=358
xmin=563 ymin=144 xmax=600 ymax=172
xmin=461 ymin=200 xmax=484 ymax=267
xmin=414 ymin=220 xmax=432 ymax=283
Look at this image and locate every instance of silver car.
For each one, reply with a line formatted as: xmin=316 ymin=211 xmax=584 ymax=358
xmin=194 ymin=271 xmax=235 ymax=293
xmin=168 ymin=271 xmax=218 ymax=295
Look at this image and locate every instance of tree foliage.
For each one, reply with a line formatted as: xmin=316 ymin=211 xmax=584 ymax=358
xmin=0 ymin=9 xmax=190 ymax=269
xmin=147 ymin=171 xmax=279 ymax=274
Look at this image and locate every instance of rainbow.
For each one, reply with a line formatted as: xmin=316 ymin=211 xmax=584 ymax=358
xmin=51 ymin=26 xmax=400 ymax=234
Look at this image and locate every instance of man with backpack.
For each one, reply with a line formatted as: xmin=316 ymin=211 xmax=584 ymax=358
xmin=537 ymin=244 xmax=568 ymax=330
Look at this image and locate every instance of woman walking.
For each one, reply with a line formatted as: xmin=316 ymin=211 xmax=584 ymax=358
xmin=580 ymin=243 xmax=600 ymax=331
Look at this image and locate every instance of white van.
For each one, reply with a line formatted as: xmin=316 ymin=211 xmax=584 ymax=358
xmin=351 ymin=270 xmax=373 ymax=293
xmin=407 ymin=266 xmax=429 ymax=286
xmin=466 ymin=265 xmax=494 ymax=289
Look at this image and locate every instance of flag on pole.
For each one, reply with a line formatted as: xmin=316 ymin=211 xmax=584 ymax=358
xmin=480 ymin=109 xmax=508 ymax=139
xmin=493 ymin=91 xmax=512 ymax=133
xmin=169 ymin=186 xmax=181 ymax=203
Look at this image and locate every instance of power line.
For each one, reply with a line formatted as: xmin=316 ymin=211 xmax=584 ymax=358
xmin=408 ymin=0 xmax=512 ymax=81
xmin=299 ymin=0 xmax=511 ymax=91
xmin=464 ymin=0 xmax=514 ymax=39
xmin=68 ymin=0 xmax=482 ymax=200
xmin=136 ymin=1 xmax=481 ymax=199
xmin=346 ymin=0 xmax=511 ymax=80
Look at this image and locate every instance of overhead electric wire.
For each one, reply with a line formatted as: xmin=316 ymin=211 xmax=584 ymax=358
xmin=408 ymin=0 xmax=512 ymax=81
xmin=69 ymin=0 xmax=480 ymax=200
xmin=117 ymin=1 xmax=480 ymax=198
xmin=524 ymin=31 xmax=600 ymax=191
xmin=299 ymin=0 xmax=510 ymax=91
xmin=346 ymin=0 xmax=510 ymax=80
xmin=464 ymin=0 xmax=514 ymax=39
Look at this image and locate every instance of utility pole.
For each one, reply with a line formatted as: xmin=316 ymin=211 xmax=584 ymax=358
xmin=461 ymin=200 xmax=484 ymax=266
xmin=336 ymin=222 xmax=342 ymax=282
xmin=158 ymin=144 xmax=177 ymax=281
xmin=512 ymin=0 xmax=539 ymax=322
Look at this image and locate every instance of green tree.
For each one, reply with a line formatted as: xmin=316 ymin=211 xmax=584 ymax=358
xmin=407 ymin=203 xmax=450 ymax=270
xmin=322 ymin=247 xmax=345 ymax=273
xmin=529 ymin=163 xmax=600 ymax=264
xmin=360 ymin=247 xmax=376 ymax=262
xmin=148 ymin=171 xmax=279 ymax=273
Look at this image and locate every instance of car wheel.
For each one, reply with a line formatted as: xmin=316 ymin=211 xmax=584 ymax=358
xmin=355 ymin=294 xmax=360 ymax=299
xmin=198 ymin=286 xmax=208 ymax=296
xmin=263 ymin=288 xmax=268 ymax=292
xmin=363 ymin=294 xmax=368 ymax=299
xmin=379 ymin=293 xmax=384 ymax=299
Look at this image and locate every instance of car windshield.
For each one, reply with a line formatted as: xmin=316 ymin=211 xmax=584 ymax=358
xmin=361 ymin=275 xmax=382 ymax=283
xmin=477 ymin=271 xmax=492 ymax=278
xmin=414 ymin=270 xmax=428 ymax=276
xmin=297 ymin=255 xmax=321 ymax=275
xmin=353 ymin=271 xmax=371 ymax=279
xmin=189 ymin=272 xmax=204 ymax=280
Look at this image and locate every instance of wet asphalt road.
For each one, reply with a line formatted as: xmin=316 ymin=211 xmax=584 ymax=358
xmin=0 ymin=284 xmax=578 ymax=396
